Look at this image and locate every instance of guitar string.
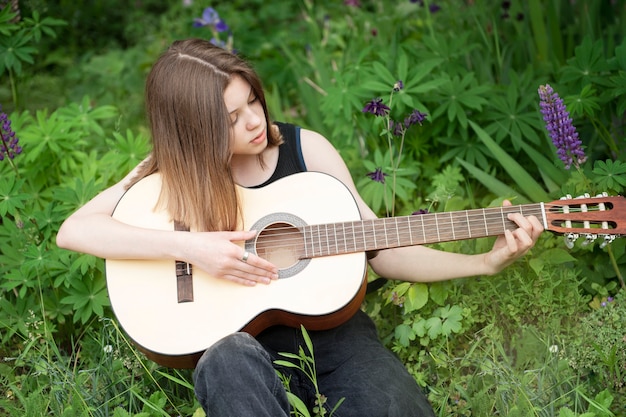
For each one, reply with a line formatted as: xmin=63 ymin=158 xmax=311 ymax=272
xmin=253 ymin=202 xmax=614 ymax=237
xmin=247 ymin=203 xmax=618 ymax=253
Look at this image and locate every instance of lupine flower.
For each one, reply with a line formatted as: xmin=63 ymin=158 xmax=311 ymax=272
xmin=389 ymin=120 xmax=405 ymax=137
xmin=0 ymin=105 xmax=22 ymax=162
xmin=193 ymin=7 xmax=229 ymax=32
xmin=538 ymin=84 xmax=587 ymax=170
xmin=412 ymin=209 xmax=429 ymax=215
xmin=366 ymin=167 xmax=388 ymax=184
xmin=393 ymin=80 xmax=404 ymax=91
xmin=404 ymin=109 xmax=428 ymax=127
xmin=344 ymin=0 xmax=361 ymax=6
xmin=362 ymin=98 xmax=390 ymax=117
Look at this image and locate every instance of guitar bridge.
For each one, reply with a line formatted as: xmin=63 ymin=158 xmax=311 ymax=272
xmin=175 ymin=260 xmax=194 ymax=303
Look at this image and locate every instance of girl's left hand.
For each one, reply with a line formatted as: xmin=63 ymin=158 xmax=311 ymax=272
xmin=483 ymin=200 xmax=544 ymax=274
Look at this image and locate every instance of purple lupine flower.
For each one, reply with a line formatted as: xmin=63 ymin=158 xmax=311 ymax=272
xmin=362 ymin=98 xmax=390 ymax=117
xmin=404 ymin=109 xmax=428 ymax=127
xmin=193 ymin=7 xmax=229 ymax=32
xmin=389 ymin=120 xmax=405 ymax=137
xmin=538 ymin=84 xmax=587 ymax=170
xmin=366 ymin=167 xmax=388 ymax=183
xmin=393 ymin=80 xmax=404 ymax=91
xmin=0 ymin=105 xmax=22 ymax=162
xmin=412 ymin=208 xmax=429 ymax=215
xmin=344 ymin=0 xmax=361 ymax=6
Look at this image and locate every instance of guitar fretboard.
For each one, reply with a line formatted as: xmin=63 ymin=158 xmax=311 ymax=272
xmin=301 ymin=203 xmax=545 ymax=258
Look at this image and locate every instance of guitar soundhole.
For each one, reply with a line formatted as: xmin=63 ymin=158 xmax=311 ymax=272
xmin=256 ymin=222 xmax=303 ymax=270
xmin=246 ymin=212 xmax=310 ymax=279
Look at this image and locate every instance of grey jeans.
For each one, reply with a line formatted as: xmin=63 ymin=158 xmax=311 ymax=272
xmin=193 ymin=310 xmax=436 ymax=416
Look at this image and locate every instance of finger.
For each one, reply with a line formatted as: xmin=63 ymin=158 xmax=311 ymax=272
xmin=528 ymin=215 xmax=545 ymax=239
xmin=224 ymin=230 xmax=258 ymax=242
xmin=236 ymin=250 xmax=279 ymax=282
xmin=239 ymin=250 xmax=279 ymax=276
xmin=222 ymin=273 xmax=262 ymax=287
xmin=511 ymin=227 xmax=533 ymax=250
xmin=503 ymin=229 xmax=519 ymax=253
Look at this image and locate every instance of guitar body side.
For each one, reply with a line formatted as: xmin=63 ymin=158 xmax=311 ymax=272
xmin=105 ymin=172 xmax=367 ymax=368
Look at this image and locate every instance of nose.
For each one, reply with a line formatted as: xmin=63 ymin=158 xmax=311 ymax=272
xmin=245 ymin=106 xmax=262 ymax=130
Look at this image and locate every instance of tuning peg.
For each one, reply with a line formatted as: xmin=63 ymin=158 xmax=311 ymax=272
xmin=600 ymin=234 xmax=616 ymax=249
xmin=581 ymin=234 xmax=598 ymax=246
xmin=564 ymin=232 xmax=578 ymax=249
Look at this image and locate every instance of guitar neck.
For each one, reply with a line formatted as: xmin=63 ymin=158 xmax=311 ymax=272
xmin=301 ymin=203 xmax=546 ymax=258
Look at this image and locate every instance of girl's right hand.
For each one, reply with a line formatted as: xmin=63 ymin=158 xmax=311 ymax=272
xmin=176 ymin=230 xmax=279 ymax=286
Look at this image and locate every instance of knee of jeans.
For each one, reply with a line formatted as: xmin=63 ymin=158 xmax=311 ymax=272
xmin=194 ymin=332 xmax=266 ymax=377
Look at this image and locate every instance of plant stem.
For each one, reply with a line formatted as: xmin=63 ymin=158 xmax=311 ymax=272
xmin=607 ymin=244 xmax=625 ymax=291
xmin=9 ymin=67 xmax=18 ymax=109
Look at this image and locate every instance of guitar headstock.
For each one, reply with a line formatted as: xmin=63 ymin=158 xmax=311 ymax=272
xmin=544 ymin=193 xmax=626 ymax=248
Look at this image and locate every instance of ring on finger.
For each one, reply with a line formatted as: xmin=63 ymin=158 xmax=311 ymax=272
xmin=241 ymin=251 xmax=250 ymax=262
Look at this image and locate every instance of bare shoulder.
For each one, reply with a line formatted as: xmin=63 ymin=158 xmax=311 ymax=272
xmin=299 ymin=128 xmax=346 ymax=173
xmin=299 ymin=128 xmax=378 ymax=221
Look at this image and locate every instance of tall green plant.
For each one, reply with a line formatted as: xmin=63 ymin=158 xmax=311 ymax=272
xmin=0 ymin=7 xmax=65 ymax=109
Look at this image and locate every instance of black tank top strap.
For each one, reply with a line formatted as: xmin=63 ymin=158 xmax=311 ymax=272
xmin=252 ymin=122 xmax=307 ymax=188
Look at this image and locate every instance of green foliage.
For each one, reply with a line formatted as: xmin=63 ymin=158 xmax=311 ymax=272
xmin=565 ymin=290 xmax=626 ymax=409
xmin=0 ymin=6 xmax=66 ymax=108
xmin=275 ymin=326 xmax=344 ymax=417
xmin=2 ymin=0 xmax=626 ymax=415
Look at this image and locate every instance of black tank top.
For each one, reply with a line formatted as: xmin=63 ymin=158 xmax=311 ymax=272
xmin=251 ymin=122 xmax=307 ymax=188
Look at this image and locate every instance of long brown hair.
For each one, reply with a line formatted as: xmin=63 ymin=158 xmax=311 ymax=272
xmin=132 ymin=38 xmax=282 ymax=232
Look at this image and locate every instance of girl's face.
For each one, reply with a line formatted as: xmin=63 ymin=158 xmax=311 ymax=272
xmin=224 ymin=75 xmax=267 ymax=156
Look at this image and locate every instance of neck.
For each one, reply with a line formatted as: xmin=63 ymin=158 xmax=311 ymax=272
xmin=297 ymin=203 xmax=546 ymax=258
xmin=231 ymin=146 xmax=277 ymax=187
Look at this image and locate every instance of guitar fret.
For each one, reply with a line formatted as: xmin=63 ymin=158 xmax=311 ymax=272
xmin=383 ymin=219 xmax=389 ymax=247
xmin=316 ymin=224 xmax=322 ymax=256
xmin=395 ymin=217 xmax=400 ymax=247
xmin=500 ymin=206 xmax=506 ymax=233
xmin=449 ymin=212 xmax=456 ymax=240
xmin=361 ymin=222 xmax=367 ymax=251
xmin=435 ymin=213 xmax=441 ymax=241
xmin=325 ymin=224 xmax=330 ymax=256
xmin=466 ymin=211 xmax=471 ymax=238
xmin=408 ymin=217 xmax=413 ymax=245
xmin=482 ymin=209 xmax=488 ymax=236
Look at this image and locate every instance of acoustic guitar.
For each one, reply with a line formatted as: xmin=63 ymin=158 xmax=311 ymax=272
xmin=105 ymin=171 xmax=625 ymax=368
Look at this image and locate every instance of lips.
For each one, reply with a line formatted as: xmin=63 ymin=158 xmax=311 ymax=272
xmin=251 ymin=129 xmax=266 ymax=144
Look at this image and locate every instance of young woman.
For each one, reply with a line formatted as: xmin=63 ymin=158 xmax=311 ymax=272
xmin=56 ymin=38 xmax=543 ymax=416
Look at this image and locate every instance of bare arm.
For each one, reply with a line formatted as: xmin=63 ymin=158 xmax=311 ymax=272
xmin=299 ymin=128 xmax=544 ymax=282
xmin=56 ymin=160 xmax=279 ymax=286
